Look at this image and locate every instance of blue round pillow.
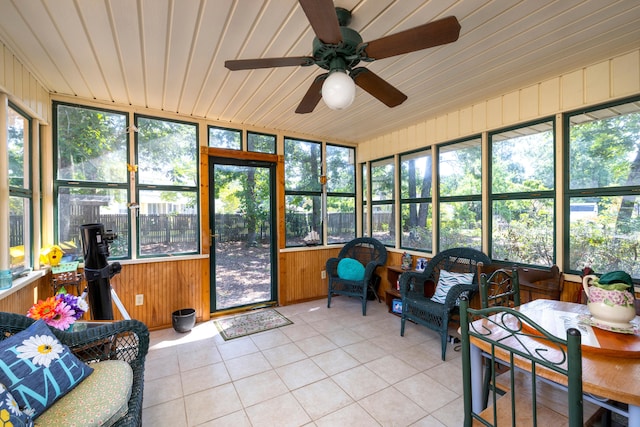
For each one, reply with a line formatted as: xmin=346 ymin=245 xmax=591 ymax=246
xmin=337 ymin=258 xmax=365 ymax=281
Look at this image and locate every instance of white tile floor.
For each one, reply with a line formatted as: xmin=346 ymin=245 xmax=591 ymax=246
xmin=142 ymin=296 xmax=466 ymax=426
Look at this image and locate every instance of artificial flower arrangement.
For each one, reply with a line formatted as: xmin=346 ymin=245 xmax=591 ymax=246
xmin=26 ymin=291 xmax=89 ymax=331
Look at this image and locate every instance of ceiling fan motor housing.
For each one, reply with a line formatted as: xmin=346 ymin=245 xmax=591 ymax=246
xmin=225 ymin=3 xmax=460 ymax=114
xmin=312 ymin=26 xmax=362 ymax=71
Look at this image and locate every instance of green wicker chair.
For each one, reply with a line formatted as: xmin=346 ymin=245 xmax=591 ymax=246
xmin=326 ymin=237 xmax=387 ymax=316
xmin=0 ymin=312 xmax=149 ymax=427
xmin=459 ymin=296 xmax=584 ymax=427
xmin=399 ymin=247 xmax=490 ymax=360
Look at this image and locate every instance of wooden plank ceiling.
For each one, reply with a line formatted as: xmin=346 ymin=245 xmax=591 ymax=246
xmin=0 ymin=0 xmax=638 ymax=143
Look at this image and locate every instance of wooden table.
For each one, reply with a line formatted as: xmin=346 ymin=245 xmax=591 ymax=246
xmin=468 ymin=299 xmax=640 ymax=426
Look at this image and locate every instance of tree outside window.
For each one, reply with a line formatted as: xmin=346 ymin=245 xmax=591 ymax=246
xmin=209 ymin=126 xmax=241 ymax=150
xmin=137 ymin=116 xmax=199 ymax=256
xmin=55 ymin=103 xmax=129 ymax=258
xmin=326 ymin=144 xmax=355 ymax=244
xmin=284 ymin=138 xmax=322 ymax=246
xmin=400 ymin=149 xmax=432 ymax=251
xmin=54 ymin=103 xmax=200 ymax=259
xmin=248 ymin=131 xmax=276 ymax=154
xmin=361 ymin=163 xmax=368 ymax=237
xmin=8 ymin=105 xmax=31 ymax=273
xmin=566 ymin=98 xmax=640 ymax=279
xmin=370 ymin=157 xmax=395 ymax=247
xmin=438 ymin=138 xmax=482 ymax=251
xmin=490 ymin=119 xmax=555 ymax=265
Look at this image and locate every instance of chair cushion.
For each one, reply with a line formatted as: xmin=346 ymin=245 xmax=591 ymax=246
xmin=0 ymin=382 xmax=34 ymax=426
xmin=35 ymin=360 xmax=133 ymax=427
xmin=337 ymin=258 xmax=365 ymax=281
xmin=431 ymin=270 xmax=474 ymax=304
xmin=0 ymin=320 xmax=94 ymax=418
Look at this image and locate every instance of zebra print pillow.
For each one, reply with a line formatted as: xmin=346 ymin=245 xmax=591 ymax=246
xmin=430 ymin=270 xmax=474 ymax=304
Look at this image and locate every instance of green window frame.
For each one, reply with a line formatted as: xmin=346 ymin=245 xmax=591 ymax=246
xmin=54 ymin=102 xmax=130 ymax=259
xmin=53 ymin=102 xmax=200 ymax=260
xmin=400 ymin=148 xmax=433 ymax=251
xmin=284 ymin=137 xmax=323 ymax=247
xmin=7 ymin=103 xmax=33 ymax=275
xmin=438 ymin=136 xmax=482 ymax=252
xmin=247 ymin=131 xmax=276 ymax=154
xmin=135 ymin=115 xmax=199 ymax=257
xmin=209 ymin=126 xmax=241 ymax=150
xmin=564 ymin=96 xmax=640 ymax=279
xmin=370 ymin=156 xmax=396 ymax=247
xmin=489 ymin=118 xmax=556 ymax=266
xmin=361 ymin=162 xmax=368 ymax=237
xmin=326 ymin=144 xmax=356 ymax=244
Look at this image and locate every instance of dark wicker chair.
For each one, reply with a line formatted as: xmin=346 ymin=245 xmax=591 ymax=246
xmin=399 ymin=247 xmax=490 ymax=360
xmin=326 ymin=237 xmax=388 ymax=315
xmin=0 ymin=312 xmax=149 ymax=427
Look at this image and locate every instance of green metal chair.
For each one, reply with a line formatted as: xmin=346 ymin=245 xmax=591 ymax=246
xmin=399 ymin=247 xmax=490 ymax=360
xmin=480 ymin=267 xmax=521 ymax=309
xmin=479 ymin=268 xmax=521 ymax=408
xmin=459 ymin=296 xmax=584 ymax=427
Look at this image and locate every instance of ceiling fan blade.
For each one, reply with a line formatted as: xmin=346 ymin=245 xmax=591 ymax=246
xmin=361 ymin=16 xmax=461 ymax=60
xmin=352 ymin=68 xmax=407 ymax=108
xmin=298 ymin=0 xmax=342 ymax=44
xmin=225 ymin=56 xmax=314 ymax=71
xmin=296 ymin=73 xmax=327 ymax=114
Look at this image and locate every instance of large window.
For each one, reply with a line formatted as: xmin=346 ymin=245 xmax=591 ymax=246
xmin=370 ymin=157 xmax=395 ymax=246
xmin=326 ymin=144 xmax=355 ymax=244
xmin=438 ymin=137 xmax=482 ymax=251
xmin=284 ymin=139 xmax=356 ymax=246
xmin=284 ymin=138 xmax=323 ymax=246
xmin=361 ymin=163 xmax=368 ymax=237
xmin=136 ymin=116 xmax=198 ymax=256
xmin=55 ymin=103 xmax=129 ymax=258
xmin=54 ymin=103 xmax=199 ymax=259
xmin=400 ymin=149 xmax=432 ymax=251
xmin=566 ymin=97 xmax=640 ymax=279
xmin=489 ymin=119 xmax=555 ymax=266
xmin=8 ymin=105 xmax=32 ymax=274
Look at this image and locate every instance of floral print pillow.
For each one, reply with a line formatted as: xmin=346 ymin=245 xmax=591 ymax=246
xmin=0 ymin=320 xmax=93 ymax=418
xmin=0 ymin=383 xmax=33 ymax=427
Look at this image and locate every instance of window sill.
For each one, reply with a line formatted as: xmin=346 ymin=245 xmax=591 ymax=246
xmin=0 ymin=270 xmax=47 ymax=300
xmin=114 ymin=254 xmax=209 ymax=265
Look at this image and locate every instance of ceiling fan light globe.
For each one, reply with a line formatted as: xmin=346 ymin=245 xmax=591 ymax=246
xmin=322 ymin=71 xmax=356 ymax=110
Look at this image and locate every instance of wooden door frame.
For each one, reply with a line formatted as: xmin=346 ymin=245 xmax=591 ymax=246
xmin=199 ymin=147 xmax=284 ymax=316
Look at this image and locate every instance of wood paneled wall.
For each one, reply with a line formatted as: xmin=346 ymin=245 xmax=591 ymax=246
xmin=278 ymin=249 xmax=406 ymax=305
xmin=279 ymin=248 xmax=340 ymax=304
xmin=0 ymin=273 xmax=52 ymax=315
xmin=109 ymin=258 xmax=207 ymax=330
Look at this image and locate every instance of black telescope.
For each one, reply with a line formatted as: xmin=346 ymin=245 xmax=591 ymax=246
xmin=80 ymin=223 xmax=121 ymax=320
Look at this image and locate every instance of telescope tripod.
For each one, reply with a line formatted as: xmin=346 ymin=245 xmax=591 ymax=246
xmin=80 ymin=286 xmax=131 ymax=320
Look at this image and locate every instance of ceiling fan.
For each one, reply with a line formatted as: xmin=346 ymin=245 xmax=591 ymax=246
xmin=224 ymin=0 xmax=461 ymax=114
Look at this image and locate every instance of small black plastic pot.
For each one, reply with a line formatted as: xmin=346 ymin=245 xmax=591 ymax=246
xmin=172 ymin=308 xmax=196 ymax=333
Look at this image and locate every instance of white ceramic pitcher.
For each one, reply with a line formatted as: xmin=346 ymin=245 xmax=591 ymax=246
xmin=582 ymin=274 xmax=636 ymax=328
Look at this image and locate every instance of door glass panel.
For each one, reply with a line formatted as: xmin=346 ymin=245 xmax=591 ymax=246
xmin=212 ymin=162 xmax=274 ymax=311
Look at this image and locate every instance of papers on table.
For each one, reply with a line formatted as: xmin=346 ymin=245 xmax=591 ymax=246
xmin=552 ymin=310 xmax=601 ymax=348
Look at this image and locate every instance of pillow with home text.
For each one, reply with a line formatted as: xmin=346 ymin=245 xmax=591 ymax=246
xmin=0 ymin=320 xmax=93 ymax=418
